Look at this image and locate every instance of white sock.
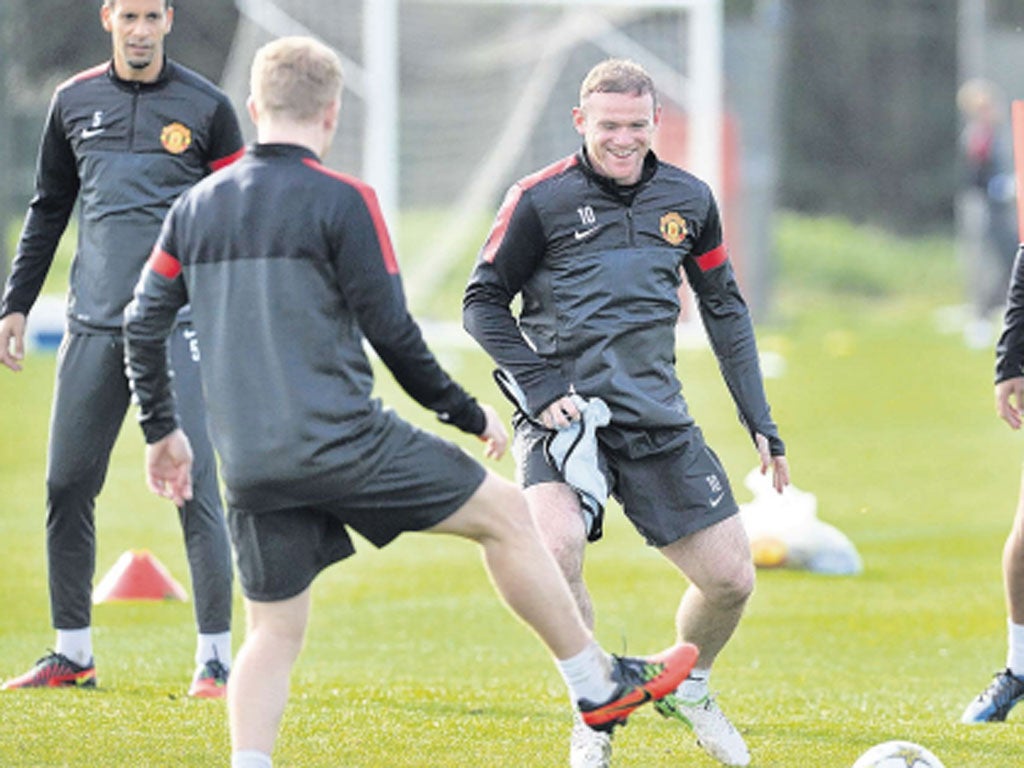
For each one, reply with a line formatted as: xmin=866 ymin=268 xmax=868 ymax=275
xmin=677 ymin=668 xmax=710 ymax=702
xmin=1007 ymin=620 xmax=1024 ymax=676
xmin=55 ymin=628 xmax=93 ymax=667
xmin=557 ymin=641 xmax=616 ymax=705
xmin=196 ymin=631 xmax=232 ymax=668
xmin=231 ymin=750 xmax=272 ymax=768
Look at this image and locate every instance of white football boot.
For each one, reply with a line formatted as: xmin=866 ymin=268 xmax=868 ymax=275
xmin=570 ymin=712 xmax=612 ymax=768
xmin=654 ymin=692 xmax=751 ymax=766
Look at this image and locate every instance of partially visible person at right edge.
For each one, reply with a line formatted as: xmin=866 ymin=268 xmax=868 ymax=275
xmin=962 ymin=242 xmax=1024 ymax=723
xmin=124 ymin=37 xmax=699 ymax=768
xmin=464 ymin=58 xmax=790 ymax=767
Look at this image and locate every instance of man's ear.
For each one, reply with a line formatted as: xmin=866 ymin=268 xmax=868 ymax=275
xmin=572 ymin=106 xmax=586 ymax=136
xmin=246 ymin=95 xmax=259 ymax=127
xmin=324 ymin=99 xmax=340 ymax=134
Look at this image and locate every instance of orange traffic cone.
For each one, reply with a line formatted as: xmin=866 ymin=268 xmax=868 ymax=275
xmin=92 ymin=549 xmax=188 ymax=603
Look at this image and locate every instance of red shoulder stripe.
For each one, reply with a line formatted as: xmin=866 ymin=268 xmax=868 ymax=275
xmin=482 ymin=185 xmax=522 ymax=264
xmin=148 ymin=246 xmax=181 ymax=280
xmin=518 ymin=154 xmax=579 ymax=192
xmin=209 ymin=147 xmax=245 ymax=172
xmin=694 ymin=244 xmax=727 ymax=272
xmin=482 ymin=154 xmax=578 ymax=264
xmin=61 ymin=63 xmax=108 ymax=90
xmin=302 ymin=158 xmax=399 ymax=275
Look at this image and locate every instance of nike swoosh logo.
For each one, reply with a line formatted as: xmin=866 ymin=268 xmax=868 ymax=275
xmin=573 ymin=225 xmax=602 ymax=241
xmin=81 ymin=127 xmax=105 ymax=139
xmin=605 ymin=687 xmax=653 ymax=713
xmin=580 ymin=685 xmax=654 ymax=726
xmin=710 ymin=492 xmax=725 ymax=508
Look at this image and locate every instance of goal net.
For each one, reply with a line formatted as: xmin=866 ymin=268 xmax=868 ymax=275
xmin=223 ymin=0 xmax=723 ymax=322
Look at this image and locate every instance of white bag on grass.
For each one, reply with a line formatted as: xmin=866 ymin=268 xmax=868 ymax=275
xmin=739 ymin=467 xmax=862 ymax=575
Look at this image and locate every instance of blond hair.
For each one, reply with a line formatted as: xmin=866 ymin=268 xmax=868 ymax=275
xmin=250 ymin=36 xmax=343 ymax=122
xmin=579 ymin=58 xmax=658 ymax=111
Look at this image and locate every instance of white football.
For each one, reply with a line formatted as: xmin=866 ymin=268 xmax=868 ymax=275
xmin=851 ymin=740 xmax=945 ymax=768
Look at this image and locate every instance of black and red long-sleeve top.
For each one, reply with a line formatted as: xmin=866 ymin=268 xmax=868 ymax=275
xmin=464 ymin=148 xmax=784 ymax=456
xmin=125 ymin=143 xmax=485 ymax=512
xmin=0 ymin=59 xmax=243 ymax=330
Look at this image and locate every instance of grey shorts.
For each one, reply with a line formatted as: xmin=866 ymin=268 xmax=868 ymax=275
xmin=228 ymin=419 xmax=487 ymax=602
xmin=514 ymin=420 xmax=738 ymax=547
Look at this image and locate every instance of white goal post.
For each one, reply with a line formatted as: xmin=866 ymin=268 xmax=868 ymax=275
xmin=226 ymin=0 xmax=723 ymax=317
xmin=366 ymin=0 xmax=723 ymax=217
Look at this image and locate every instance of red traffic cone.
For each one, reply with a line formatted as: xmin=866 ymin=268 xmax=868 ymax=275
xmin=92 ymin=549 xmax=188 ymax=603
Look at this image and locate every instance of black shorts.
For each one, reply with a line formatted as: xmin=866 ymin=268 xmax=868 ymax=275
xmin=228 ymin=419 xmax=487 ymax=602
xmin=514 ymin=420 xmax=738 ymax=547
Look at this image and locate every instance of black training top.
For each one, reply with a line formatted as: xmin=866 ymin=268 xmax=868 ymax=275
xmin=0 ymin=59 xmax=243 ymax=330
xmin=997 ymin=245 xmax=1024 ymax=382
xmin=464 ymin=148 xmax=784 ymax=457
xmin=125 ymin=143 xmax=485 ymax=512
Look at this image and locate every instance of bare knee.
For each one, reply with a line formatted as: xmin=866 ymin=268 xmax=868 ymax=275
xmin=665 ymin=517 xmax=757 ymax=606
xmin=471 ymin=479 xmax=589 ymax=589
xmin=245 ymin=594 xmax=310 ymax=662
xmin=544 ymin=536 xmax=584 ymax=582
xmin=716 ymin=558 xmax=756 ymax=608
xmin=486 ymin=480 xmax=537 ymax=543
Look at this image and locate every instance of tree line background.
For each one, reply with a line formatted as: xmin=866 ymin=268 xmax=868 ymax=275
xmin=4 ymin=1 xmax=238 ymax=88
xmin=1 ymin=0 xmax=1023 ymax=258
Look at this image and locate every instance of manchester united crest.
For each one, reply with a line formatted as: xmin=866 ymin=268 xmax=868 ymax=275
xmin=160 ymin=122 xmax=192 ymax=155
xmin=659 ymin=211 xmax=687 ymax=246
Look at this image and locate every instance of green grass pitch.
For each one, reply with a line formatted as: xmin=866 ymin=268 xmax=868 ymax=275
xmin=1 ymin=214 xmax=1022 ymax=765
